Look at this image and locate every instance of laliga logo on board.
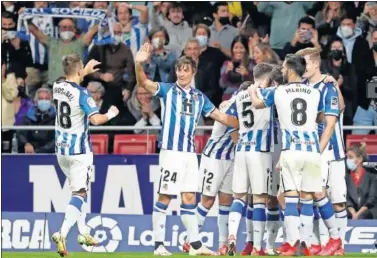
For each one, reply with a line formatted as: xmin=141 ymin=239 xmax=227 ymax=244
xmin=81 ymin=216 xmax=122 ymax=252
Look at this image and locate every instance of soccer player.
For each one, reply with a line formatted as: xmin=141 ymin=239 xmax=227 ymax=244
xmin=134 ymin=43 xmax=239 ymax=256
xmin=250 ymin=54 xmax=324 ymax=256
xmin=296 ymin=47 xmax=345 ymax=256
xmin=194 ymin=87 xmax=240 ymax=255
xmin=227 ymin=63 xmax=275 ymax=256
xmin=51 ymin=54 xmax=119 ymax=256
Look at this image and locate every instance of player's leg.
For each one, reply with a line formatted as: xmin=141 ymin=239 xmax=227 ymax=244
xmin=279 ymin=151 xmax=301 ymax=256
xmin=228 ymin=152 xmax=249 ymax=256
xmin=153 ymin=150 xmax=176 ymax=256
xmin=327 ymin=160 xmax=347 ymax=256
xmin=240 ymin=193 xmax=254 ymax=256
xmin=181 ymin=152 xmax=216 ymax=255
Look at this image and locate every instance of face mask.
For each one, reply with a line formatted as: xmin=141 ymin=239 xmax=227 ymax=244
xmin=330 ymin=50 xmax=343 ymax=61
xmin=373 ymin=42 xmax=377 ymax=52
xmin=152 ymin=37 xmax=162 ymax=49
xmin=196 ymin=35 xmax=208 ymax=47
xmin=340 ymin=26 xmax=353 ymax=38
xmin=60 ymin=31 xmax=75 ymax=41
xmin=346 ymin=158 xmax=358 ymax=171
xmin=218 ymin=16 xmax=230 ymax=26
xmin=37 ymin=100 xmax=51 ymax=112
xmin=113 ymin=35 xmax=122 ymax=45
xmin=5 ymin=5 xmax=15 ymax=12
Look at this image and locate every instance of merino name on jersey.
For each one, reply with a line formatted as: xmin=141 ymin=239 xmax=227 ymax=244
xmin=53 ymin=81 xmax=99 ymax=155
xmin=202 ymin=96 xmax=238 ymax=160
xmin=236 ymin=89 xmax=273 ymax=152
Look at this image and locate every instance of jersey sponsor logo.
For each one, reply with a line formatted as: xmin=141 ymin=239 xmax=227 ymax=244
xmin=181 ymin=98 xmax=193 ymax=116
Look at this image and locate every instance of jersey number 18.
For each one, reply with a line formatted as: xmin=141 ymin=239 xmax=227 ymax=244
xmin=54 ymin=100 xmax=72 ymax=129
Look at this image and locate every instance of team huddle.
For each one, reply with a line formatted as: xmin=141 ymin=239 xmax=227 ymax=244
xmin=51 ymin=43 xmax=346 ymax=257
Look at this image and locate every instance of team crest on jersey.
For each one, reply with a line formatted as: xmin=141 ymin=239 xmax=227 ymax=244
xmin=331 ymin=96 xmax=338 ymax=109
xmin=87 ymin=98 xmax=97 ymax=108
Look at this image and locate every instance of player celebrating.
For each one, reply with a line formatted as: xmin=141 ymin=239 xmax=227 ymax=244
xmin=227 ymin=63 xmax=275 ymax=256
xmin=134 ymin=43 xmax=239 ymax=256
xmin=296 ymin=48 xmax=345 ymax=256
xmin=250 ymin=54 xmax=324 ymax=256
xmin=51 ymin=54 xmax=119 ymax=257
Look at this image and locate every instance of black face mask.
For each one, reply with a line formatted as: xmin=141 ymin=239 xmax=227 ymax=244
xmin=329 ymin=50 xmax=343 ymax=61
xmin=373 ymin=42 xmax=377 ymax=52
xmin=219 ymin=16 xmax=230 ymax=26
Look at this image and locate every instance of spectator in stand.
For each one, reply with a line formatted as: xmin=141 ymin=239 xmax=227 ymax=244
xmin=335 ymin=12 xmax=376 ymax=135
xmin=86 ymin=22 xmax=136 ymax=125
xmin=193 ymin=23 xmax=227 ymax=107
xmin=127 ymin=86 xmax=161 ymax=134
xmin=282 ymin=16 xmax=320 ymax=57
xmin=321 ymin=38 xmax=358 ymax=126
xmin=14 ymin=83 xmax=33 ymax=127
xmin=344 ymin=2 xmax=366 ymax=20
xmin=219 ymin=35 xmax=253 ymax=99
xmin=256 ymin=1 xmax=314 ymax=59
xmin=240 ymin=27 xmax=269 ymax=60
xmin=358 ymin=2 xmax=377 ymax=43
xmin=17 ymin=88 xmax=55 ymax=154
xmin=1 ymin=1 xmax=31 ymax=22
xmin=87 ymin=81 xmax=105 ymax=111
xmin=151 ymin=2 xmax=192 ymax=57
xmin=346 ymin=143 xmax=377 ymax=220
xmin=372 ymin=29 xmax=377 ymax=65
xmin=116 ymin=2 xmax=149 ymax=57
xmin=253 ymin=43 xmax=281 ymax=65
xmin=2 ymin=11 xmax=33 ymax=87
xmin=315 ymin=2 xmax=346 ymax=48
xmin=21 ymin=9 xmax=99 ymax=86
xmin=149 ymin=1 xmax=171 ymax=30
xmin=25 ymin=1 xmax=55 ymax=98
xmin=1 ymin=64 xmax=18 ymax=153
xmin=144 ymin=27 xmax=176 ymax=83
xmin=209 ymin=2 xmax=238 ymax=58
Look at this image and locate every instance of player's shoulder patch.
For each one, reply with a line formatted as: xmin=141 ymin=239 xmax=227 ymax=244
xmin=330 ymin=96 xmax=338 ymax=109
xmin=87 ymin=97 xmax=97 ymax=108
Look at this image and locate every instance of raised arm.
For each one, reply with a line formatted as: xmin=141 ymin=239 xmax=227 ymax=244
xmin=83 ymin=24 xmax=99 ymax=46
xmin=248 ymin=85 xmax=267 ymax=109
xmin=135 ymin=43 xmax=159 ymax=95
xmin=27 ymin=21 xmax=49 ymax=45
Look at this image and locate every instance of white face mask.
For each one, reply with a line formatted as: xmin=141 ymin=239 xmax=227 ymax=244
xmin=346 ymin=158 xmax=358 ymax=171
xmin=340 ymin=25 xmax=354 ymax=38
xmin=113 ymin=35 xmax=123 ymax=45
xmin=152 ymin=37 xmax=162 ymax=49
xmin=60 ymin=31 xmax=75 ymax=41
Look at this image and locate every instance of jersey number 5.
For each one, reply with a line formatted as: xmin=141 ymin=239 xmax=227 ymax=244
xmin=242 ymin=102 xmax=254 ymax=128
xmin=54 ymin=100 xmax=72 ymax=129
xmin=290 ymin=98 xmax=307 ymax=126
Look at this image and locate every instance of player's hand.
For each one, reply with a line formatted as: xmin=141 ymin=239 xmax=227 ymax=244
xmin=135 ymin=43 xmax=151 ymax=64
xmin=100 ymin=73 xmax=114 ymax=82
xmin=323 ymin=75 xmax=338 ymax=88
xmin=108 ymin=105 xmax=119 ymax=117
xmin=25 ymin=143 xmax=35 ymax=153
xmin=84 ymin=59 xmax=101 ymax=75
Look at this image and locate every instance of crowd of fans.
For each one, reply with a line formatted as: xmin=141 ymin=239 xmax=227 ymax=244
xmin=1 ymin=1 xmax=377 ymax=218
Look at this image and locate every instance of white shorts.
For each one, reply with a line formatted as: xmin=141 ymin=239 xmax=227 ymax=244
xmin=199 ymin=155 xmax=234 ymax=197
xmin=57 ymin=153 xmax=94 ymax=192
xmin=157 ymin=149 xmax=199 ymax=195
xmin=233 ymin=151 xmax=272 ymax=195
xmin=280 ymin=150 xmax=322 ymax=193
xmin=321 ymin=149 xmax=347 ymax=203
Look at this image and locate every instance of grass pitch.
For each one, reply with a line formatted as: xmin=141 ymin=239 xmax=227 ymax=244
xmin=2 ymin=253 xmax=377 ymax=258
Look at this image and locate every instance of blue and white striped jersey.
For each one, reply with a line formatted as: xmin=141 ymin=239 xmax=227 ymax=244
xmin=53 ymin=81 xmax=99 ymax=155
xmin=29 ymin=16 xmax=57 ymax=65
xmin=123 ymin=24 xmax=148 ymax=57
xmin=310 ymin=78 xmax=345 ymax=160
xmin=236 ymin=88 xmax=274 ymax=152
xmin=202 ymin=96 xmax=238 ymax=160
xmin=156 ymin=82 xmax=215 ymax=152
xmin=263 ymin=83 xmax=323 ymax=152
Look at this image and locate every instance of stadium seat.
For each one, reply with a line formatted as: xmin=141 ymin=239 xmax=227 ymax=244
xmin=90 ymin=134 xmax=109 ymax=154
xmin=113 ymin=134 xmax=157 ymax=154
xmin=346 ymin=135 xmax=377 ymax=155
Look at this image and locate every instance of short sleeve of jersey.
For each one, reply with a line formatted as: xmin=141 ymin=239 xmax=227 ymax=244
xmin=261 ymin=87 xmax=276 ymax=107
xmin=202 ymin=94 xmax=216 ymax=117
xmin=79 ymin=89 xmax=99 ymax=117
xmin=154 ymin=82 xmax=173 ymax=98
xmin=225 ymin=100 xmax=238 ymax=118
xmin=323 ymin=83 xmax=339 ymax=117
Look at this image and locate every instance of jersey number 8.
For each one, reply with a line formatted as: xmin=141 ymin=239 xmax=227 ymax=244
xmin=54 ymin=100 xmax=72 ymax=129
xmin=290 ymin=98 xmax=307 ymax=126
